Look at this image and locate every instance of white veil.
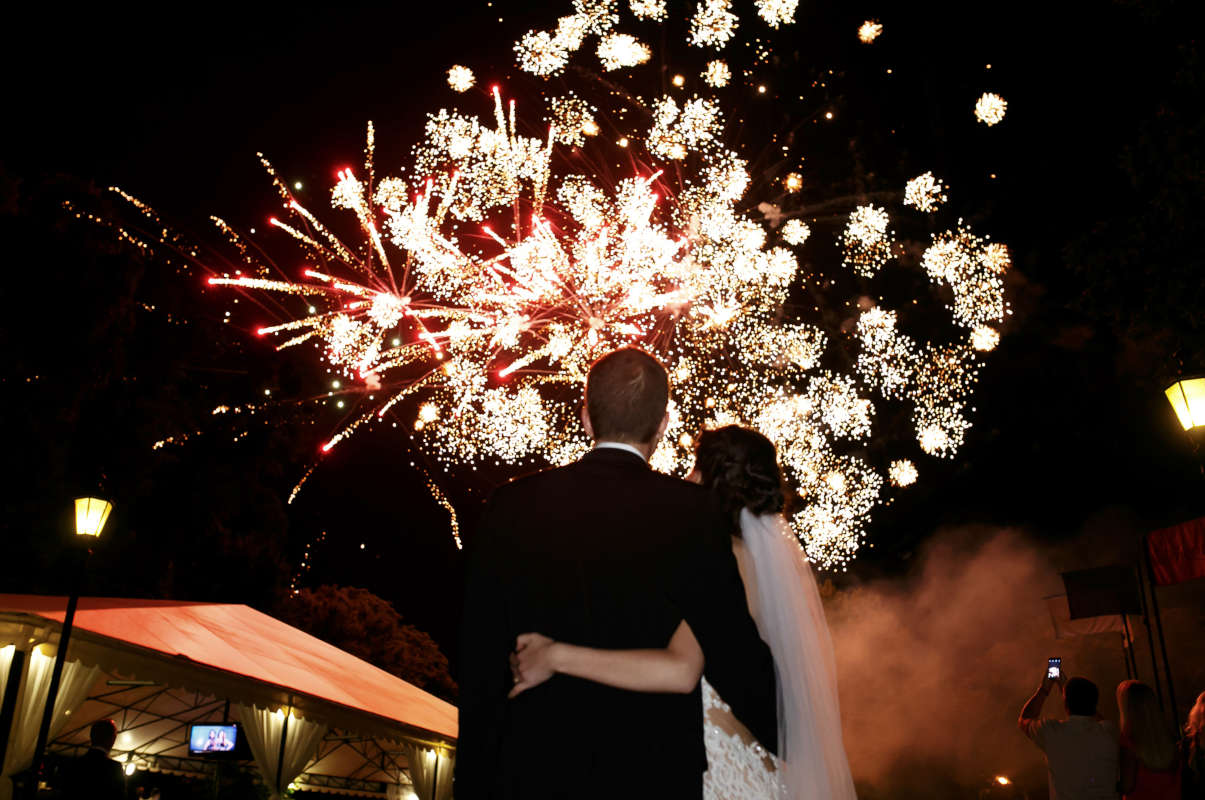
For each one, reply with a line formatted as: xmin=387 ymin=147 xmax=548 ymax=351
xmin=738 ymin=509 xmax=857 ymax=800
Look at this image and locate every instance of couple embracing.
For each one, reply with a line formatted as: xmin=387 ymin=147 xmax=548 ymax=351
xmin=456 ymin=347 xmax=856 ymax=799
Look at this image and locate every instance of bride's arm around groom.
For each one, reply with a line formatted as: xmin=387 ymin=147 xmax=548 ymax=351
xmin=453 ymin=347 xmax=777 ymax=798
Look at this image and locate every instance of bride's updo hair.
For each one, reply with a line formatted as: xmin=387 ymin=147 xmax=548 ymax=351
xmin=694 ymin=425 xmax=786 ymax=531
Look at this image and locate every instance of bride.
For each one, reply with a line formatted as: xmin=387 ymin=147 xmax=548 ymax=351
xmin=509 ymin=425 xmax=857 ymax=798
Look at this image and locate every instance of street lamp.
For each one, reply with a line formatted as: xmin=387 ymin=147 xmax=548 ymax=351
xmin=27 ymin=497 xmax=112 ymax=798
xmin=1165 ymin=376 xmax=1205 ymax=432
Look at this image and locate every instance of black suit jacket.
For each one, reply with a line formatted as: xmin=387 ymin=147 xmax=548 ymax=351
xmin=455 ymin=447 xmax=778 ymax=799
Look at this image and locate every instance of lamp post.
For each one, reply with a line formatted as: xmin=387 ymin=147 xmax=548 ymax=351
xmin=1164 ymin=375 xmax=1205 ymax=478
xmin=26 ymin=497 xmax=111 ymax=798
xmin=1165 ymin=376 xmax=1205 ymax=430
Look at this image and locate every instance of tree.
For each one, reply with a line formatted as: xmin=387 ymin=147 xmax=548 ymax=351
xmin=1065 ymin=8 xmax=1204 ymax=385
xmin=276 ymin=585 xmax=456 ymax=700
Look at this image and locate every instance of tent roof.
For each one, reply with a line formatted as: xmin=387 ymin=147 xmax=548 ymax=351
xmin=0 ymin=595 xmax=457 ymax=743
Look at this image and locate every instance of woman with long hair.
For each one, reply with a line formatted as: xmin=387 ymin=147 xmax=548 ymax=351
xmin=1117 ymin=680 xmax=1181 ymax=799
xmin=509 ymin=425 xmax=857 ymax=799
xmin=1183 ymin=691 xmax=1205 ymax=799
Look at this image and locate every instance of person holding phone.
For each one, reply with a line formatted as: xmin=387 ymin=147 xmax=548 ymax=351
xmin=1019 ymin=664 xmax=1120 ymax=800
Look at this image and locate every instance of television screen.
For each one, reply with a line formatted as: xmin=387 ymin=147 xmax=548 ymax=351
xmin=188 ymin=724 xmax=238 ymax=755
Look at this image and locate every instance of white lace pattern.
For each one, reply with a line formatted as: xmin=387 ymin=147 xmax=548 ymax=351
xmin=701 ymin=678 xmax=786 ymax=799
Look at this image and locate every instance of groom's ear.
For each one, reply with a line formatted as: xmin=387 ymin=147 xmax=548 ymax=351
xmin=581 ymin=404 xmax=595 ymax=439
xmin=655 ymin=411 xmax=670 ymax=441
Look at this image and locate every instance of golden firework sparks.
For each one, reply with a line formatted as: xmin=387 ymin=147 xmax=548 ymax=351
xmin=781 ymin=218 xmax=810 ymax=246
xmin=98 ymin=1 xmax=1013 ymax=571
xmin=596 ymin=32 xmax=651 ymax=70
xmin=629 ymin=0 xmax=667 ymax=21
xmin=446 ymin=65 xmax=475 ymax=92
xmin=689 ymin=0 xmax=739 ymax=48
xmin=840 ymin=204 xmax=895 ymax=277
xmin=888 ymin=459 xmax=918 ymax=487
xmin=858 ymin=20 xmax=883 ymax=43
xmin=904 ymin=171 xmax=948 ymax=213
xmin=975 ymin=92 xmax=1007 ymax=126
xmin=754 ymin=0 xmax=798 ymax=28
xmin=702 ymin=59 xmax=732 ymax=87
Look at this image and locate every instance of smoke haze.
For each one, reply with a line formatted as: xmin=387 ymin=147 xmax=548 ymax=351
xmin=826 ymin=520 xmax=1204 ymax=798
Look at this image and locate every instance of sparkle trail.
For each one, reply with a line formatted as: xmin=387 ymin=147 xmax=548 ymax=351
xmin=104 ymin=1 xmax=1012 ymax=569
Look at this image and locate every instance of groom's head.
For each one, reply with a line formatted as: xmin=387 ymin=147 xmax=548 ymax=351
xmin=583 ymin=348 xmax=670 ymax=450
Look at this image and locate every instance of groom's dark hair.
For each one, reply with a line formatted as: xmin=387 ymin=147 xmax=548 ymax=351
xmin=585 ymin=347 xmax=669 ymax=443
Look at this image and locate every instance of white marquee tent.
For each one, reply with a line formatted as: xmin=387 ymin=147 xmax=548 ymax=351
xmin=0 ymin=595 xmax=457 ymax=800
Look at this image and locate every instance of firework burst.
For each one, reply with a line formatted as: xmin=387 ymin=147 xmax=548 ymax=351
xmin=102 ymin=2 xmax=1011 ymax=569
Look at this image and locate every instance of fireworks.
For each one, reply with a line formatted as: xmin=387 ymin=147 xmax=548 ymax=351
xmin=780 ymin=219 xmax=810 ymax=246
xmin=647 ymin=95 xmax=723 ymax=160
xmin=840 ymin=205 xmax=895 ymax=277
xmin=975 ymin=92 xmax=1007 ymax=126
xmin=904 ymin=172 xmax=948 ymax=213
xmin=515 ymin=30 xmax=570 ymax=76
xmin=689 ymin=0 xmax=739 ymax=49
xmin=103 ymin=0 xmax=1011 ymax=570
xmin=971 ymin=325 xmax=1000 ymax=352
xmin=888 ymin=459 xmax=917 ymax=487
xmin=754 ymin=0 xmax=798 ymax=28
xmin=446 ymin=65 xmax=475 ymax=93
xmin=194 ymin=87 xmax=818 ymax=489
xmin=549 ymin=94 xmax=599 ymax=147
xmin=921 ymin=225 xmax=1009 ymax=329
xmin=858 ymin=20 xmax=883 ymax=43
xmin=629 ymin=0 xmax=667 ymax=21
xmin=596 ymin=32 xmax=651 ymax=70
xmin=703 ymin=59 xmax=731 ymax=88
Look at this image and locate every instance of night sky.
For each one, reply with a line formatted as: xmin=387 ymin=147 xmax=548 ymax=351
xmin=3 ymin=0 xmax=1202 ymax=669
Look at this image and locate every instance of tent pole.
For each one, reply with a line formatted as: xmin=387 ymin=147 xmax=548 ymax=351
xmin=28 ymin=546 xmax=89 ymax=799
xmin=1119 ymin=615 xmax=1137 ymax=679
xmin=0 ymin=649 xmax=27 ymax=771
xmin=1142 ymin=538 xmax=1179 ymax=725
xmin=276 ymin=699 xmax=292 ymax=798
xmin=431 ymin=749 xmax=440 ymax=800
xmin=1135 ymin=561 xmax=1165 ymax=711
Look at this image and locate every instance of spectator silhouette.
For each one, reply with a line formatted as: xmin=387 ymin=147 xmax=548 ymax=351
xmin=1182 ymin=691 xmax=1205 ymax=799
xmin=1019 ymin=672 xmax=1119 ymax=800
xmin=62 ymin=719 xmax=124 ymax=800
xmin=1117 ymin=681 xmax=1180 ymax=799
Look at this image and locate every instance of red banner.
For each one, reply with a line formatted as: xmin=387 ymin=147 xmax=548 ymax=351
xmin=1148 ymin=516 xmax=1205 ymax=586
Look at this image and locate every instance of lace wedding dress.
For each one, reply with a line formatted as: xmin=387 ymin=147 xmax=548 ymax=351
xmin=702 ymin=677 xmax=786 ymax=798
xmin=701 ymin=511 xmax=858 ymax=800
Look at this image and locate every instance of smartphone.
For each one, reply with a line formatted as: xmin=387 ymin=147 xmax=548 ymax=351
xmin=1047 ymin=657 xmax=1062 ymax=680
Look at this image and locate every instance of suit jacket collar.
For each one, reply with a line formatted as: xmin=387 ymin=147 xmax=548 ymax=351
xmin=581 ymin=445 xmax=651 ymax=469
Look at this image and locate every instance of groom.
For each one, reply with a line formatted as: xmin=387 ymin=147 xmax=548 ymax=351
xmin=455 ymin=347 xmax=777 ymax=798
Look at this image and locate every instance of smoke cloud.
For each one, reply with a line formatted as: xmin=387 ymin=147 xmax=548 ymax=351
xmin=825 ymin=521 xmax=1204 ymax=799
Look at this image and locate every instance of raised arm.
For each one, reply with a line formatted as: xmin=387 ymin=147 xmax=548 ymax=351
xmin=510 ymin=620 xmax=703 ymax=697
xmin=1018 ymin=680 xmax=1052 ymax=728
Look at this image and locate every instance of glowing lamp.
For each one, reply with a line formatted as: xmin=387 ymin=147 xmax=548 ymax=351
xmin=74 ymin=497 xmax=112 ymax=538
xmin=1165 ymin=377 xmax=1205 ymax=431
xmin=995 ymin=776 xmax=1011 ymax=786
